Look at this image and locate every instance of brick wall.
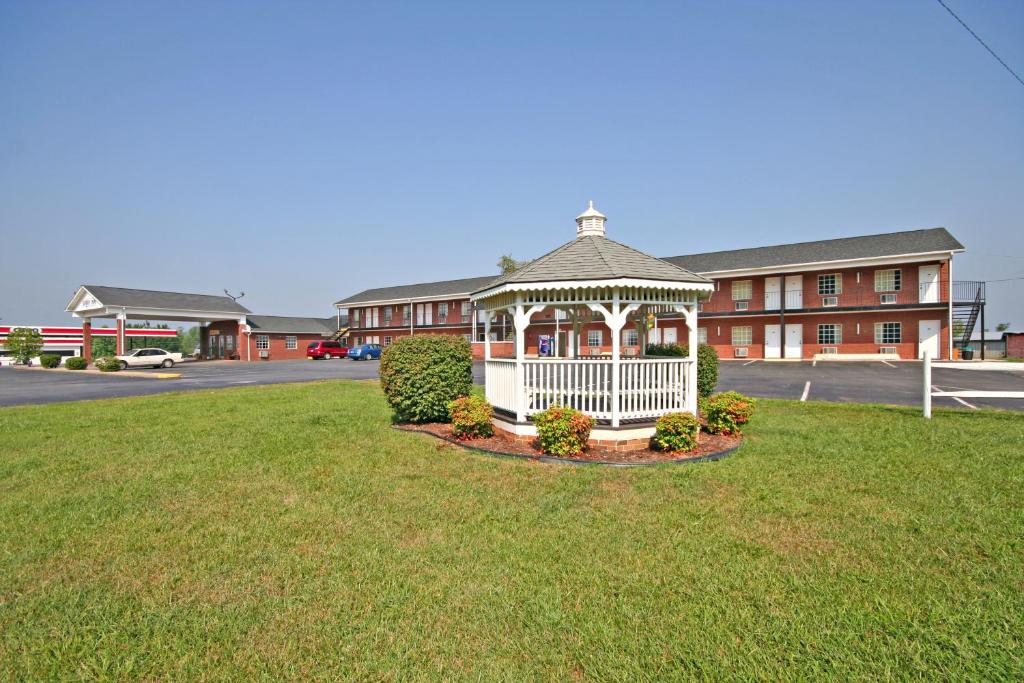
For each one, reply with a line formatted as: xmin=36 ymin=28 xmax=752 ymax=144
xmin=1006 ymin=333 xmax=1024 ymax=359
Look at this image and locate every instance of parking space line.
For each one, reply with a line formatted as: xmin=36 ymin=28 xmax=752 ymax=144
xmin=881 ymin=360 xmax=895 ymax=368
xmin=743 ymin=360 xmax=757 ymax=366
xmin=812 ymin=359 xmax=817 ymax=367
xmin=933 ymin=384 xmax=979 ymax=410
xmin=800 ymin=381 xmax=811 ymax=401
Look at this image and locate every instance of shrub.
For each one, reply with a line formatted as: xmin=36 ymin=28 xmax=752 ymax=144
xmin=39 ymin=354 xmax=62 ymax=368
xmin=533 ymin=405 xmax=594 ymax=457
xmin=703 ymin=391 xmax=755 ymax=435
xmin=645 ymin=342 xmax=719 ymax=397
xmin=447 ymin=395 xmax=494 ymax=440
xmin=652 ymin=412 xmax=701 ymax=453
xmin=65 ymin=356 xmax=87 ymax=370
xmin=94 ymin=356 xmax=121 ymax=372
xmin=379 ymin=335 xmax=473 ymax=423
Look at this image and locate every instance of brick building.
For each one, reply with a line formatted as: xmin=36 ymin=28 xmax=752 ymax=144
xmin=337 ymin=210 xmax=976 ymax=361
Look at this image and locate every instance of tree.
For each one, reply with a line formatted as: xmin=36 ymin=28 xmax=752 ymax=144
xmin=497 ymin=254 xmax=525 ymax=275
xmin=996 ymin=322 xmax=1010 ymax=333
xmin=5 ymin=327 xmax=43 ymax=364
xmin=92 ymin=337 xmax=115 ymax=359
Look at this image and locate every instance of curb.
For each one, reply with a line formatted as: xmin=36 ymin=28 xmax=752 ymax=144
xmin=10 ymin=366 xmax=181 ymax=380
xmin=394 ymin=426 xmax=741 ymax=468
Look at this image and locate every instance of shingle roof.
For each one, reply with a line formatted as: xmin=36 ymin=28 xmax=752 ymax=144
xmin=246 ymin=315 xmax=337 ymax=335
xmin=334 ymin=276 xmax=498 ymax=306
xmin=82 ymin=285 xmax=251 ymax=314
xmin=475 ymin=235 xmax=710 ymax=293
xmin=662 ymin=227 xmax=964 ymax=274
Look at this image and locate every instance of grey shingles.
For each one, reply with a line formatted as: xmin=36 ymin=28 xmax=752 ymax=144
xmin=83 ymin=285 xmax=251 ymax=314
xmin=334 ymin=276 xmax=499 ymax=306
xmin=662 ymin=227 xmax=964 ymax=273
xmin=477 ymin=235 xmax=710 ymax=292
xmin=245 ymin=315 xmax=337 ymax=335
xmin=333 ymin=227 xmax=965 ymax=306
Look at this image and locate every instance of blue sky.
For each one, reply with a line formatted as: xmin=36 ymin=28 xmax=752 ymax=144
xmin=1 ymin=0 xmax=1022 ymax=329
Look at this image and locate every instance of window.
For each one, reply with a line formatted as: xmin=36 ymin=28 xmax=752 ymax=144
xmin=383 ymin=336 xmax=392 ymax=346
xmin=874 ymin=322 xmax=901 ymax=344
xmin=461 ymin=302 xmax=471 ymax=323
xmin=402 ymin=305 xmax=411 ymax=325
xmin=383 ymin=306 xmax=392 ymax=325
xmin=587 ymin=330 xmax=603 ymax=347
xmin=818 ymin=273 xmax=841 ymax=295
xmin=462 ymin=334 xmax=472 ymax=342
xmin=623 ymin=328 xmax=639 ymax=346
xmin=285 ymin=336 xmax=297 ymax=350
xmin=698 ymin=328 xmax=708 ymax=344
xmin=225 ymin=335 xmax=234 ymax=351
xmin=731 ymin=326 xmax=752 ymax=346
xmin=352 ymin=309 xmax=361 ymax=327
xmin=874 ymin=269 xmax=902 ymax=292
xmin=731 ymin=280 xmax=752 ymax=300
xmin=817 ymin=324 xmax=842 ymax=345
xmin=437 ymin=302 xmax=448 ymax=324
xmin=355 ymin=336 xmax=363 ymax=345
xmin=477 ymin=330 xmax=487 ymax=342
xmin=256 ymin=335 xmax=269 ymax=350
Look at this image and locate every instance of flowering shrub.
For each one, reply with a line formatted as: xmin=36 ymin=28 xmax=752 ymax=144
xmin=94 ymin=356 xmax=121 ymax=372
xmin=448 ymin=395 xmax=494 ymax=440
xmin=65 ymin=357 xmax=87 ymax=370
xmin=533 ymin=405 xmax=594 ymax=457
xmin=652 ymin=412 xmax=701 ymax=453
xmin=702 ymin=391 xmax=755 ymax=435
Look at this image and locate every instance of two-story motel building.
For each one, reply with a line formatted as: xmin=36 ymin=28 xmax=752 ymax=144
xmin=336 ymin=212 xmax=976 ymax=362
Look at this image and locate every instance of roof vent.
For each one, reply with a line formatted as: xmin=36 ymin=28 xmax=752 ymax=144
xmin=575 ymin=200 xmax=606 ymax=238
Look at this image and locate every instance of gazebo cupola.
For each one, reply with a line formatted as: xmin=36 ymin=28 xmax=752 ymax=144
xmin=471 ymin=202 xmax=714 ymax=446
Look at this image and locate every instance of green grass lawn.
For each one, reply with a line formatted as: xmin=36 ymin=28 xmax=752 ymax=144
xmin=1 ymin=381 xmax=1022 ymax=680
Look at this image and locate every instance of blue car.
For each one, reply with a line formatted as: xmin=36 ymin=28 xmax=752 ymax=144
xmin=347 ymin=343 xmax=382 ymax=360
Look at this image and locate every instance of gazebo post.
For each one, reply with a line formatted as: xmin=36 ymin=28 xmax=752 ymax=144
xmin=611 ymin=290 xmax=621 ymax=427
xmin=483 ymin=313 xmax=492 ymax=360
xmin=682 ymin=303 xmax=699 ymax=414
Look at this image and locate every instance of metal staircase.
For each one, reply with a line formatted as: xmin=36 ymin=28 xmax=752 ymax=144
xmin=951 ymin=281 xmax=986 ymax=355
xmin=330 ymin=327 xmax=350 ymax=342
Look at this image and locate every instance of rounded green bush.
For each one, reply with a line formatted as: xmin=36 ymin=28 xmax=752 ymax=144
xmin=652 ymin=412 xmax=701 ymax=453
xmin=533 ymin=405 xmax=595 ymax=457
xmin=448 ymin=395 xmax=494 ymax=440
xmin=379 ymin=335 xmax=473 ymax=423
xmin=645 ymin=342 xmax=719 ymax=397
xmin=94 ymin=356 xmax=121 ymax=372
xmin=703 ymin=391 xmax=755 ymax=436
xmin=39 ymin=354 xmax=61 ymax=369
xmin=64 ymin=356 xmax=88 ymax=370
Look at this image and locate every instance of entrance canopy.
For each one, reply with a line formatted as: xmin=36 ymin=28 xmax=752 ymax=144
xmin=66 ymin=285 xmax=251 ymax=358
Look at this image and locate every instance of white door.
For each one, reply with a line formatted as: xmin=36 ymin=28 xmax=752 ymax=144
xmin=649 ymin=328 xmax=661 ymax=345
xmin=918 ymin=319 xmax=940 ymax=359
xmin=663 ymin=327 xmax=677 ymax=345
xmin=785 ymin=275 xmax=803 ymax=309
xmin=785 ymin=324 xmax=803 ymax=358
xmin=765 ymin=324 xmax=781 ymax=358
xmin=919 ymin=265 xmax=940 ymax=303
xmin=764 ymin=277 xmax=780 ymax=311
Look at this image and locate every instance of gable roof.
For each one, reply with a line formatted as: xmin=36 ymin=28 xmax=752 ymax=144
xmin=334 ymin=276 xmax=498 ymax=306
xmin=74 ymin=285 xmax=252 ymax=314
xmin=476 ymin=235 xmax=710 ymax=293
xmin=245 ymin=315 xmax=337 ymax=335
xmin=662 ymin=227 xmax=964 ymax=274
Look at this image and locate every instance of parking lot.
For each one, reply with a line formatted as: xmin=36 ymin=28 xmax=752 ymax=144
xmin=0 ymin=358 xmax=1021 ymax=412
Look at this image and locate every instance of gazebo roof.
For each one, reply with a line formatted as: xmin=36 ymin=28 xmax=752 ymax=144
xmin=472 ymin=234 xmax=711 ymax=296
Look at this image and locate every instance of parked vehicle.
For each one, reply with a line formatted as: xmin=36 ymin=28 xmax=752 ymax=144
xmin=347 ymin=343 xmax=382 ymax=360
xmin=114 ymin=348 xmax=182 ymax=369
xmin=307 ymin=340 xmax=348 ymax=360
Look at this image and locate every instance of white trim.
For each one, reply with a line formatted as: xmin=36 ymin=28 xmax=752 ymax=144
xmin=689 ymin=250 xmax=957 ymax=278
xmin=334 ymin=292 xmax=470 ymax=308
xmin=471 ymin=277 xmax=714 ymax=302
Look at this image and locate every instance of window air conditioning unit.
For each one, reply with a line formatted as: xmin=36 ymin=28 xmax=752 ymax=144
xmin=822 ymin=296 xmax=838 ymax=307
xmin=734 ymin=347 xmax=749 ymax=358
xmin=821 ymin=347 xmax=838 ymax=354
xmin=735 ymin=301 xmax=749 ymax=311
xmin=879 ymin=347 xmax=897 ymax=355
xmin=259 ymin=350 xmax=269 ymax=359
xmin=880 ymin=294 xmax=897 ymax=304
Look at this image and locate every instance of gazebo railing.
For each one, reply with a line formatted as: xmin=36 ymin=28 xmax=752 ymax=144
xmin=485 ymin=357 xmax=692 ymax=422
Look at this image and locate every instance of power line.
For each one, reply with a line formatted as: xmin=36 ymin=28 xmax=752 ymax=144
xmin=934 ymin=0 xmax=1024 ymax=88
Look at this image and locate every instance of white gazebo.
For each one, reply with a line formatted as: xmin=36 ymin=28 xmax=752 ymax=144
xmin=471 ymin=202 xmax=714 ymax=444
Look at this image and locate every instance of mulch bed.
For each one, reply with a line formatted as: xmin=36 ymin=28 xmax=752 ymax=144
xmin=394 ymin=422 xmax=742 ymax=466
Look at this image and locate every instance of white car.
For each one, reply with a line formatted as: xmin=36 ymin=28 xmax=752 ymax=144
xmin=115 ymin=348 xmax=183 ymax=369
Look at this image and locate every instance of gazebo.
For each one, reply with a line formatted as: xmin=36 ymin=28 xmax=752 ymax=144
xmin=471 ymin=202 xmax=714 ymax=446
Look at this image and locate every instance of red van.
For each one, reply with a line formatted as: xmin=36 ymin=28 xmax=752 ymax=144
xmin=306 ymin=340 xmax=348 ymax=360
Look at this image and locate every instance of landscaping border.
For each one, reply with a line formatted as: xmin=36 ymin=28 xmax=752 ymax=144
xmin=394 ymin=425 xmax=742 ymax=467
